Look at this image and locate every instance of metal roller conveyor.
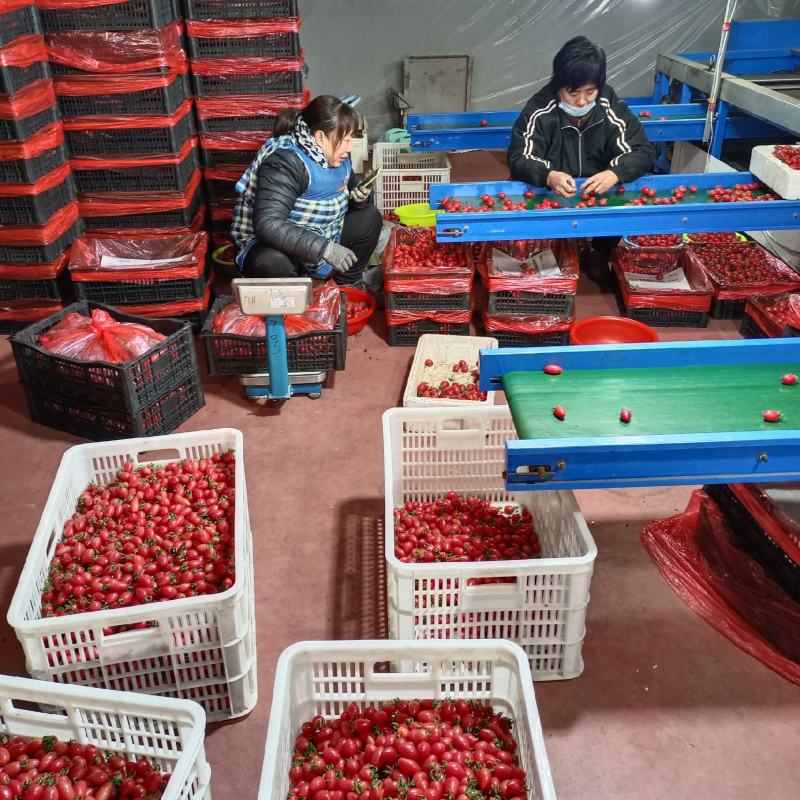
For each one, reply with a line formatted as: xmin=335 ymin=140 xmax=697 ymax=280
xmin=430 ymin=172 xmax=800 ymax=242
xmin=476 ymin=339 xmax=800 ymax=491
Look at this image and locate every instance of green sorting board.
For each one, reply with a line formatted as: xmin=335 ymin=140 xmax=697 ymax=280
xmin=502 ymin=363 xmax=800 ymax=440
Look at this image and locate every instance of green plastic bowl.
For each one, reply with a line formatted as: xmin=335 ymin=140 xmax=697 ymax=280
xmin=394 ymin=202 xmax=440 ymax=227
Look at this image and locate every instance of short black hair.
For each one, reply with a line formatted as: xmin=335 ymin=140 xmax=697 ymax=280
xmin=549 ymin=36 xmax=606 ymax=93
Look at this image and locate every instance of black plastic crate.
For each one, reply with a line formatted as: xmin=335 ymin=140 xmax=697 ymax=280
xmin=0 ymin=219 xmax=83 ymax=264
xmin=51 ymin=63 xmax=171 ymax=77
xmin=200 ymin=147 xmax=257 ymax=168
xmin=710 ymin=296 xmax=746 ymax=320
xmin=184 ymin=0 xmax=298 ymax=19
xmin=739 ymin=312 xmax=770 ymax=339
xmin=11 ymin=300 xmax=200 ymax=412
xmin=198 ymin=112 xmax=276 ymax=134
xmin=492 ymin=330 xmax=571 ymax=347
xmin=74 ymin=265 xmax=208 ymax=305
xmin=191 ymin=69 xmax=303 ymax=97
xmin=704 ymin=483 xmax=800 ymax=604
xmin=73 ymin=143 xmax=198 ymax=194
xmin=187 ymin=32 xmax=300 ymax=60
xmin=23 ymin=370 xmax=204 ymax=441
xmin=0 ymin=61 xmax=50 ymax=95
xmin=0 ymin=143 xmax=68 ymax=183
xmin=202 ymin=294 xmax=347 ymax=374
xmin=0 ymin=104 xmax=59 ymax=141
xmin=0 ymin=5 xmax=40 ymax=48
xmin=65 ymin=110 xmax=195 ymax=157
xmin=82 ymin=187 xmax=203 ymax=230
xmin=484 ymin=291 xmax=575 ymax=317
xmin=40 ymin=0 xmax=177 ymax=32
xmin=387 ymin=320 xmax=470 ymax=346
xmin=0 ymin=173 xmax=76 ymax=225
xmin=204 ymin=178 xmax=237 ymax=202
xmin=57 ymin=73 xmax=190 ymax=118
xmin=0 ymin=269 xmax=71 ymax=301
xmin=616 ymin=294 xmax=710 ymax=329
xmin=785 ymin=324 xmax=800 ymax=337
xmin=386 ymin=291 xmax=471 ymax=313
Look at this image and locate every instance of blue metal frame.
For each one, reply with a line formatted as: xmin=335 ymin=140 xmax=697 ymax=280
xmin=477 ymin=339 xmax=800 ymax=491
xmin=241 ymin=315 xmax=324 ymax=400
xmin=407 ymin=102 xmax=786 ymax=152
xmin=431 ymin=171 xmax=800 ymax=242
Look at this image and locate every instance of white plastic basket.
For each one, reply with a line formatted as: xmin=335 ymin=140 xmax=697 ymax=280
xmin=0 ymin=675 xmax=210 ymax=800
xmin=373 ymin=142 xmax=451 ymax=214
xmin=7 ymin=429 xmax=256 ymax=722
xmin=750 ymin=144 xmax=800 ymax=199
xmin=258 ymin=640 xmax=556 ymax=800
xmin=383 ymin=406 xmax=597 ymax=680
xmin=403 ymin=333 xmax=500 ymax=407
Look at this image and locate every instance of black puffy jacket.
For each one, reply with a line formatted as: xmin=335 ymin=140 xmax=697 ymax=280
xmin=507 ymin=84 xmax=655 ymax=186
xmin=252 ymin=148 xmax=360 ymax=264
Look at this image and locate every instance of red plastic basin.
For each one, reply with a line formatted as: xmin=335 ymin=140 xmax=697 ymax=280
xmin=571 ymin=316 xmax=660 ymax=345
xmin=339 ymin=286 xmax=376 ymax=335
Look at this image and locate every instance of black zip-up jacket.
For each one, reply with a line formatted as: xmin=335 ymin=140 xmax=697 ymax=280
xmin=253 ymin=148 xmax=362 ymax=264
xmin=507 ymin=85 xmax=655 ymax=187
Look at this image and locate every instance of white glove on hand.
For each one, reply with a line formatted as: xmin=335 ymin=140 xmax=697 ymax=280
xmin=349 ymin=184 xmax=372 ymax=204
xmin=323 ymin=241 xmax=357 ymax=274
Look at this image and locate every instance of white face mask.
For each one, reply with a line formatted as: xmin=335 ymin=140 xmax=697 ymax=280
xmin=559 ymin=98 xmax=596 ymax=118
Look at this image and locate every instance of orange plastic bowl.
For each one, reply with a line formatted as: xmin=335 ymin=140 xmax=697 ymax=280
xmin=340 ymin=286 xmax=376 ymax=335
xmin=571 ymin=316 xmax=660 ymax=345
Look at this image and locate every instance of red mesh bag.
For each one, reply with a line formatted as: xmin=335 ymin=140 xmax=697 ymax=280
xmin=642 ymin=490 xmax=800 ymax=685
xmin=0 ymin=201 xmax=78 ymax=245
xmin=482 ymin=311 xmax=573 ymax=334
xmin=0 ymin=162 xmax=71 ymax=197
xmin=613 ymin=250 xmax=714 ymax=312
xmin=386 ymin=309 xmax=472 ymax=327
xmin=185 ymin=18 xmax=301 ymax=37
xmin=477 ymin=239 xmax=579 ymax=295
xmin=39 ymin=307 xmax=166 ymax=363
xmin=212 ymin=281 xmax=342 ymax=336
xmin=745 ymin=293 xmax=800 ymax=336
xmin=0 ymin=79 xmax=56 ymax=120
xmin=46 ymin=22 xmax=187 ymax=74
xmin=53 ymin=67 xmax=187 ymax=97
xmin=0 ymin=34 xmax=48 ymax=68
xmin=195 ymin=90 xmax=307 ymax=119
xmin=0 ymin=121 xmax=63 ymax=161
xmin=68 ymin=231 xmax=207 ymax=282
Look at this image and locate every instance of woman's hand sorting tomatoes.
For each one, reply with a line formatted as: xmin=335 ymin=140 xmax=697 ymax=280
xmin=40 ymin=453 xmax=237 ymax=622
xmin=287 ymin=699 xmax=529 ymax=800
xmin=0 ymin=734 xmax=171 ymax=800
xmin=394 ymin=492 xmax=541 ymax=564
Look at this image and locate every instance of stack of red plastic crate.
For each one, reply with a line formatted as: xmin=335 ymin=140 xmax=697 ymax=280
xmin=184 ymin=0 xmax=307 ymax=252
xmin=478 ymin=239 xmax=578 ymax=346
xmin=0 ymin=0 xmax=79 ymax=333
xmin=41 ymin=0 xmax=210 ymax=328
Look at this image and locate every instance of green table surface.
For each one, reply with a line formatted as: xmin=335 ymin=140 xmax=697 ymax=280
xmin=502 ymin=363 xmax=800 ymax=440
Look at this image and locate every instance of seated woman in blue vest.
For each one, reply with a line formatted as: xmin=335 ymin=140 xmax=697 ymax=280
xmin=232 ymin=95 xmax=382 ymax=287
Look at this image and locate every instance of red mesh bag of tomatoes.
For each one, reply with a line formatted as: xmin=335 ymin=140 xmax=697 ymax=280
xmin=384 ymin=227 xmax=472 ymax=279
xmin=686 ymin=241 xmax=800 ymax=299
xmin=477 ymin=239 xmax=579 ymax=295
xmin=39 ymin=308 xmax=166 ymax=363
xmin=745 ymin=293 xmax=800 ymax=337
xmin=212 ymin=281 xmax=341 ymax=337
xmin=642 ymin=489 xmax=800 ymax=685
xmin=616 ymin=234 xmax=684 ymax=276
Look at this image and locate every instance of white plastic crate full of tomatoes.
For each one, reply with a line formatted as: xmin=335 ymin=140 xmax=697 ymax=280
xmin=7 ymin=428 xmax=256 ymax=723
xmin=383 ymin=406 xmax=597 ymax=680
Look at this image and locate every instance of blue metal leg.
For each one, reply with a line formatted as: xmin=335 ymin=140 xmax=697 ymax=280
xmin=679 ymin=82 xmax=692 ymax=104
xmin=652 ymin=71 xmax=669 ymax=103
xmin=710 ymin=100 xmax=730 ymax=160
xmin=265 ymin=315 xmax=291 ymax=400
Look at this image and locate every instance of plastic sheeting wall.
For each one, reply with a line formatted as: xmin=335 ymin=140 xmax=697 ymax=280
xmin=298 ymin=0 xmax=800 ymax=137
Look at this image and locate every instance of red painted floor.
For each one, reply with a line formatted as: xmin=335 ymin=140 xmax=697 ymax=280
xmin=0 ymin=150 xmax=797 ymax=799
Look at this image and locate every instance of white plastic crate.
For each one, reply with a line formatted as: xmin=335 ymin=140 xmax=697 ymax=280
xmin=258 ymin=640 xmax=556 ymax=800
xmin=0 ymin=675 xmax=210 ymax=800
xmin=403 ymin=333 xmax=501 ymax=407
xmin=383 ymin=406 xmax=597 ymax=680
xmin=7 ymin=428 xmax=257 ymax=723
xmin=750 ymin=144 xmax=800 ymax=199
xmin=373 ymin=142 xmax=450 ymax=214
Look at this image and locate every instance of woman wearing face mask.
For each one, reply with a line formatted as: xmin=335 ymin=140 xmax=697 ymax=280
xmin=508 ymin=37 xmax=655 ymax=280
xmin=232 ymin=94 xmax=382 ymax=287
